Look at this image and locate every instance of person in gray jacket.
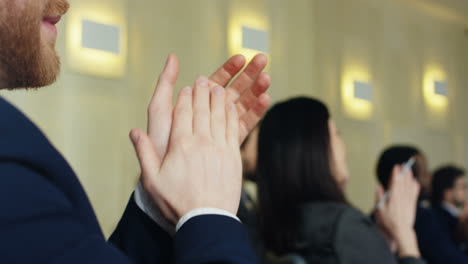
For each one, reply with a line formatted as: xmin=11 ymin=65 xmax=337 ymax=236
xmin=256 ymin=97 xmax=424 ymax=264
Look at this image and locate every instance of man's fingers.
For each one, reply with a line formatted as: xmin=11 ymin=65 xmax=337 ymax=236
xmin=235 ymin=72 xmax=271 ymax=116
xmin=171 ymin=87 xmax=193 ymax=142
xmin=226 ymin=102 xmax=239 ymax=147
xmin=193 ymin=77 xmax=211 ymax=135
xmin=211 ymin=85 xmax=227 ymax=142
xmin=130 ymin=129 xmax=161 ymax=190
xmin=147 ymin=54 xmax=179 ymax=157
xmin=226 ymin=54 xmax=268 ymax=102
xmin=238 ymin=93 xmax=271 ymax=143
xmin=209 ymin=55 xmax=246 ymax=87
xmin=148 ymin=54 xmax=179 ymax=114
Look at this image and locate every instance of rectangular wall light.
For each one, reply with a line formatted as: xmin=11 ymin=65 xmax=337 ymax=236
xmin=423 ymin=66 xmax=448 ymax=112
xmin=434 ymin=80 xmax=448 ymax=97
xmin=341 ymin=67 xmax=374 ymax=120
xmin=353 ymin=81 xmax=373 ymax=102
xmin=66 ymin=6 xmax=127 ymax=79
xmin=241 ymin=26 xmax=268 ymax=53
xmin=81 ymin=20 xmax=121 ymax=55
xmin=228 ymin=11 xmax=269 ymax=61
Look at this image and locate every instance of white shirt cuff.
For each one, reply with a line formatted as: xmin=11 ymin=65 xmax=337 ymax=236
xmin=134 ymin=180 xmax=241 ymax=233
xmin=134 ymin=180 xmax=176 ymax=235
xmin=176 ymin=208 xmax=241 ymax=231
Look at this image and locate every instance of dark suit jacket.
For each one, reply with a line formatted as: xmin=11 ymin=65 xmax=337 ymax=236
xmin=432 ymin=205 xmax=459 ymax=242
xmin=414 ymin=205 xmax=468 ymax=264
xmin=0 ymin=97 xmax=257 ymax=264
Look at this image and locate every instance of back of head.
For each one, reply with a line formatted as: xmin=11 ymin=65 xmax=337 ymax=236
xmin=431 ymin=165 xmax=465 ymax=207
xmin=257 ymin=97 xmax=346 ymax=255
xmin=241 ymin=126 xmax=259 ymax=182
xmin=376 ymin=145 xmax=421 ymax=190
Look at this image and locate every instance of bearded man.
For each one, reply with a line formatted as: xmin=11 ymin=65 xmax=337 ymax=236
xmin=0 ymin=1 xmax=272 ymax=263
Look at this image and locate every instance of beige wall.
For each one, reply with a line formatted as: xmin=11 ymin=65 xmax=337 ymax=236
xmin=1 ymin=0 xmax=467 ymax=236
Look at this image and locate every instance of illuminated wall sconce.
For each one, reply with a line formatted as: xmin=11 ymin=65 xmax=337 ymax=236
xmin=229 ymin=13 xmax=269 ymax=61
xmin=434 ymin=81 xmax=448 ymax=97
xmin=341 ymin=68 xmax=373 ymax=120
xmin=241 ymin=26 xmax=268 ymax=53
xmin=67 ymin=8 xmax=127 ymax=78
xmin=353 ymin=81 xmax=373 ymax=102
xmin=423 ymin=66 xmax=448 ymax=112
xmin=81 ymin=20 xmax=121 ymax=55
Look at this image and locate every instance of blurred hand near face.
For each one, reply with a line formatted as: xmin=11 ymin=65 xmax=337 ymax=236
xmin=376 ymin=166 xmax=421 ymax=258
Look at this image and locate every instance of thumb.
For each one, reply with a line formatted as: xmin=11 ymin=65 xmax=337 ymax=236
xmin=376 ymin=184 xmax=385 ymax=202
xmin=130 ymin=129 xmax=180 ymax=225
xmin=130 ymin=129 xmax=161 ymax=182
xmin=375 ymin=183 xmax=387 ymax=211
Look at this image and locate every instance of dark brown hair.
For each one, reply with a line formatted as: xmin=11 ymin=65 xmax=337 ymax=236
xmin=257 ymin=97 xmax=346 ymax=254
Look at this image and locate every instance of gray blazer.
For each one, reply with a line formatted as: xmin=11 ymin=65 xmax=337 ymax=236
xmin=267 ymin=202 xmax=424 ymax=264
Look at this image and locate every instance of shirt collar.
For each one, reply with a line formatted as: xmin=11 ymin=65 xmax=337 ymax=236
xmin=441 ymin=202 xmax=461 ymax=217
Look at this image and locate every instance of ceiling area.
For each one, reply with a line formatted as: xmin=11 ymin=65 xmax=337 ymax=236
xmin=411 ymin=0 xmax=468 ymax=25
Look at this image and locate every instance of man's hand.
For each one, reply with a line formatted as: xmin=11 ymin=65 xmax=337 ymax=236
xmin=131 ymin=77 xmax=242 ymax=221
xmin=147 ymin=54 xmax=271 ymax=161
xmin=133 ymin=54 xmax=270 ymax=223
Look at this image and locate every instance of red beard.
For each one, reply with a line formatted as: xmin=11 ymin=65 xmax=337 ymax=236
xmin=0 ymin=0 xmax=69 ymax=89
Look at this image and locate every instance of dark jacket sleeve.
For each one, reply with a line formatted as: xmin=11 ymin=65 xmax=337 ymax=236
xmin=0 ymin=161 xmax=259 ymax=264
xmin=175 ymin=214 xmax=259 ymax=264
xmin=0 ymin=162 xmax=134 ymax=264
xmin=415 ymin=207 xmax=468 ymax=264
xmin=110 ymin=196 xmax=259 ymax=264
xmin=336 ymin=207 xmax=424 ymax=264
xmin=399 ymin=257 xmax=426 ymax=264
xmin=108 ymin=195 xmax=174 ymax=264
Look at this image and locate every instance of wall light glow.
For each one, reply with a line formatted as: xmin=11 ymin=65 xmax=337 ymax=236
xmin=341 ymin=67 xmax=373 ymax=120
xmin=423 ymin=65 xmax=448 ymax=112
xmin=229 ymin=11 xmax=269 ymax=61
xmin=66 ymin=5 xmax=127 ymax=78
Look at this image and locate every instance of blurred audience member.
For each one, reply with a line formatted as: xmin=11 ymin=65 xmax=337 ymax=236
xmin=431 ymin=166 xmax=468 ymax=247
xmin=376 ymin=147 xmax=468 ymax=264
xmin=257 ymin=97 xmax=423 ymax=264
xmin=376 ymin=146 xmax=432 ymax=202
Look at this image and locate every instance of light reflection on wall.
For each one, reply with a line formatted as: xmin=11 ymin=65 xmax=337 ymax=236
xmin=423 ymin=65 xmax=448 ymax=113
xmin=228 ymin=11 xmax=269 ymax=61
xmin=341 ymin=66 xmax=373 ymax=120
xmin=66 ymin=4 xmax=127 ymax=78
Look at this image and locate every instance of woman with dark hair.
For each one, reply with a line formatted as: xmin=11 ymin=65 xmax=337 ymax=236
xmin=256 ymin=97 xmax=424 ymax=264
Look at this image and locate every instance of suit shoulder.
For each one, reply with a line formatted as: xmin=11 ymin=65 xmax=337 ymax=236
xmin=0 ymin=161 xmax=73 ymax=223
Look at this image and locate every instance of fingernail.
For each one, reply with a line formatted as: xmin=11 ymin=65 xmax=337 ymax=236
xmin=130 ymin=130 xmax=140 ymax=144
xmin=182 ymin=86 xmax=192 ymax=95
xmin=198 ymin=76 xmax=208 ymax=86
xmin=213 ymin=85 xmax=225 ymax=96
xmin=165 ymin=54 xmax=172 ymax=66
